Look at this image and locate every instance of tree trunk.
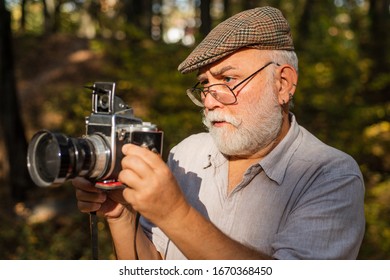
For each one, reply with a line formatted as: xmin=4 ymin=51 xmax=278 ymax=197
xmin=295 ymin=0 xmax=315 ymax=51
xmin=0 ymin=2 xmax=34 ymax=201
xmin=364 ymin=0 xmax=390 ymax=103
xmin=124 ymin=0 xmax=152 ymax=36
xmin=223 ymin=0 xmax=231 ymax=19
xmin=42 ymin=0 xmax=63 ymax=34
xmin=200 ymin=0 xmax=211 ymax=37
xmin=20 ymin=0 xmax=28 ymax=31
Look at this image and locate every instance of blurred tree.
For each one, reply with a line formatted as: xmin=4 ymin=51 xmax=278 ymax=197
xmin=42 ymin=0 xmax=64 ymax=34
xmin=362 ymin=0 xmax=390 ymax=104
xmin=199 ymin=0 xmax=211 ymax=36
xmin=123 ymin=0 xmax=153 ymax=36
xmin=0 ymin=0 xmax=33 ymax=201
xmin=77 ymin=0 xmax=100 ymax=38
xmin=223 ymin=0 xmax=232 ymax=18
xmin=242 ymin=0 xmax=259 ymax=9
xmin=20 ymin=0 xmax=27 ymax=31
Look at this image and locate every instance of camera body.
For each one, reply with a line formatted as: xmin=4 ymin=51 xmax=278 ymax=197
xmin=27 ymin=82 xmax=163 ymax=189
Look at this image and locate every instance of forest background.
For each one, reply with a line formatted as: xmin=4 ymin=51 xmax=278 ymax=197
xmin=0 ymin=0 xmax=389 ymax=259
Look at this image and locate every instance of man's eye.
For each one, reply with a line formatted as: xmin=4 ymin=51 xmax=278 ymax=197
xmin=223 ymin=77 xmax=234 ymax=83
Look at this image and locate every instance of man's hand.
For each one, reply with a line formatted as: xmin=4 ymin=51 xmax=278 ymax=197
xmin=118 ymin=144 xmax=190 ymax=227
xmin=73 ymin=177 xmax=129 ymax=219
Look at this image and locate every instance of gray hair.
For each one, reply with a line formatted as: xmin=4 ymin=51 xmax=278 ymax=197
xmin=267 ymin=50 xmax=299 ymax=73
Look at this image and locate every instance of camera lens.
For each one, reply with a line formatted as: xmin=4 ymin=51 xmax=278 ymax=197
xmin=27 ymin=130 xmax=110 ymax=187
xmin=34 ymin=133 xmax=61 ymax=183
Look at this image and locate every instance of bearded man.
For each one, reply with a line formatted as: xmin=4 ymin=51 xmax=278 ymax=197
xmin=73 ymin=6 xmax=365 ymax=260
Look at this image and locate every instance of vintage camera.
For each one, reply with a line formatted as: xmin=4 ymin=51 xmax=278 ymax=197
xmin=27 ymin=82 xmax=163 ymax=189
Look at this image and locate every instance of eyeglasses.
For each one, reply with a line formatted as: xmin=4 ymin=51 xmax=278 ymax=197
xmin=186 ymin=61 xmax=279 ymax=107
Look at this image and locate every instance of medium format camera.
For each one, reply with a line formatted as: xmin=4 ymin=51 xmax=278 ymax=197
xmin=27 ymin=82 xmax=163 ymax=189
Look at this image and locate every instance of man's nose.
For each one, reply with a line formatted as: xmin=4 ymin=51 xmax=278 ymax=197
xmin=203 ymin=91 xmax=224 ymax=110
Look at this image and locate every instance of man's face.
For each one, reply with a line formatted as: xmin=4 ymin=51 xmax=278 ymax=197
xmin=199 ymin=49 xmax=283 ymax=157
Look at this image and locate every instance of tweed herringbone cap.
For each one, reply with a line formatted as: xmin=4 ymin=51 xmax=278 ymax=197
xmin=178 ymin=6 xmax=294 ymax=74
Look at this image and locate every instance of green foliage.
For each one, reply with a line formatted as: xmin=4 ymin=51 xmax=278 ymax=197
xmin=0 ymin=184 xmax=115 ymax=260
xmin=361 ymin=179 xmax=390 ymax=259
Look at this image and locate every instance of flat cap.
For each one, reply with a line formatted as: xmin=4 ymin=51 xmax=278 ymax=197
xmin=178 ymin=6 xmax=294 ymax=74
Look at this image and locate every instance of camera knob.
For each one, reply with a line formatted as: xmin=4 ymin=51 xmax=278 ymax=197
xmin=118 ymin=129 xmax=127 ymax=141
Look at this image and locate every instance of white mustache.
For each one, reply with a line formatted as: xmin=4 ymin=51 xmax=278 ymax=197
xmin=203 ymin=111 xmax=242 ymax=128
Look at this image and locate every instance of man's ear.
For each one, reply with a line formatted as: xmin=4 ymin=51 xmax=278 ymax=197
xmin=276 ymin=64 xmax=298 ymax=106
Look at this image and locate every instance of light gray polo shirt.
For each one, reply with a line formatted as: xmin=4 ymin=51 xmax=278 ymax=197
xmin=141 ymin=115 xmax=365 ymax=259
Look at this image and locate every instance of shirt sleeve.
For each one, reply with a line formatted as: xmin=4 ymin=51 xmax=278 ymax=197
xmin=272 ymin=168 xmax=365 ymax=260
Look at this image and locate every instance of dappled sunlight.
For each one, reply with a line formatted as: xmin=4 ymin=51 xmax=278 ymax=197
xmin=67 ymin=49 xmax=96 ymax=63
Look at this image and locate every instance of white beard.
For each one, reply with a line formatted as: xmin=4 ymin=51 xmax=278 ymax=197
xmin=202 ymin=84 xmax=283 ymax=157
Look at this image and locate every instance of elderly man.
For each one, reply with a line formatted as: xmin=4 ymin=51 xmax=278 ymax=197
xmin=73 ymin=6 xmax=365 ymax=259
